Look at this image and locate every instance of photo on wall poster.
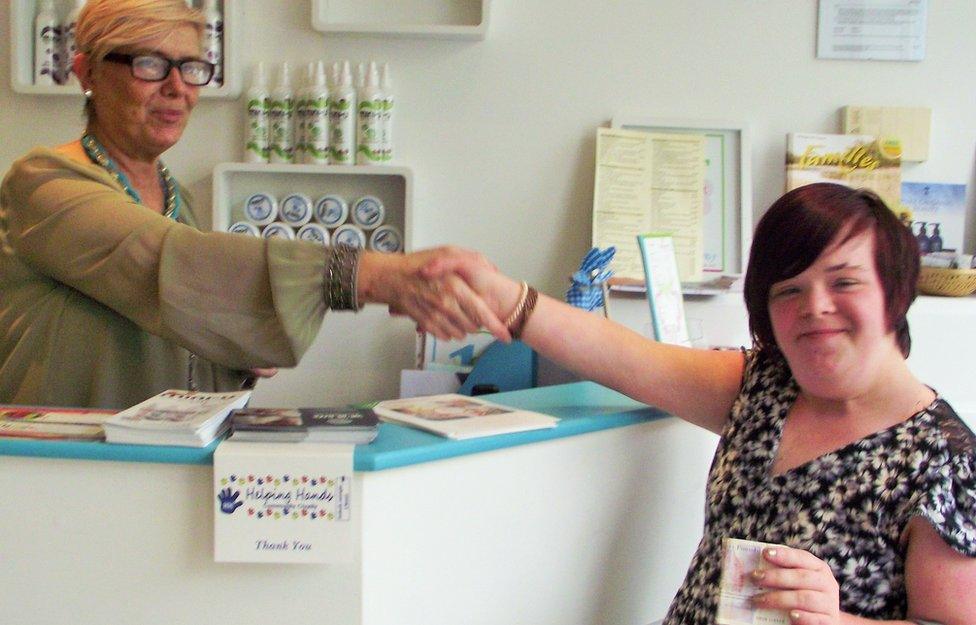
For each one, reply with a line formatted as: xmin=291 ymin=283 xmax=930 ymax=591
xmin=900 ymin=182 xmax=968 ymax=254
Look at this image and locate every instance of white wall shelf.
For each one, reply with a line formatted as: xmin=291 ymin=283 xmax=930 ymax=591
xmin=212 ymin=162 xmax=416 ymax=408
xmin=311 ymin=0 xmax=490 ymax=40
xmin=211 ymin=162 xmax=414 ymax=251
xmin=10 ymin=0 xmax=241 ymax=97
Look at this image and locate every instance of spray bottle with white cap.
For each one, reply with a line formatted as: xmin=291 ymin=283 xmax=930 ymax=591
xmin=357 ymin=62 xmax=367 ymax=90
xmin=294 ymin=62 xmax=313 ymax=163
xmin=331 ymin=61 xmax=341 ymax=92
xmin=329 ymin=60 xmax=356 ymax=165
xmin=244 ymin=62 xmax=270 ymax=162
xmin=379 ymin=62 xmax=395 ymax=162
xmin=356 ymin=61 xmax=384 ymax=165
xmin=306 ymin=61 xmax=331 ymax=165
xmin=269 ymin=62 xmax=295 ymax=163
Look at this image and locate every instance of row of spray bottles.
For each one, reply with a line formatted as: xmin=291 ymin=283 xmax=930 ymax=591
xmin=245 ymin=60 xmax=394 ymax=165
xmin=34 ymin=0 xmax=223 ymax=87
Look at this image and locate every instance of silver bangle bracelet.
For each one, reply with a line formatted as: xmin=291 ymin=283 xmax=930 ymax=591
xmin=325 ymin=244 xmax=363 ymax=311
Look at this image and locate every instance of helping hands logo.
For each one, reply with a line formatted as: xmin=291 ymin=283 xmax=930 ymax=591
xmin=217 ymin=487 xmax=243 ymax=515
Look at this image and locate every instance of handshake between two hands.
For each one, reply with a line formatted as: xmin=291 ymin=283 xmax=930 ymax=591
xmin=359 ymin=245 xmax=522 ymax=343
xmin=245 ymin=246 xmax=517 ymax=384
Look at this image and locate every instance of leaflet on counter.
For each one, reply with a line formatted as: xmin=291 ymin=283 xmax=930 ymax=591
xmin=373 ymin=394 xmax=559 ymax=440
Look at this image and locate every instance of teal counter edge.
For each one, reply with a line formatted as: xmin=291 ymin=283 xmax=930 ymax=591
xmin=0 ymin=437 xmax=219 ymax=465
xmin=0 ymin=382 xmax=670 ymax=470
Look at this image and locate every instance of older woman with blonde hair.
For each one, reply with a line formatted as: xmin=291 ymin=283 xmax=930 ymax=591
xmin=0 ymin=0 xmax=506 ymax=408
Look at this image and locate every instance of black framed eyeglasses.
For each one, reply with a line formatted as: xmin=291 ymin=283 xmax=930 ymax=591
xmin=103 ymin=52 xmax=214 ymax=86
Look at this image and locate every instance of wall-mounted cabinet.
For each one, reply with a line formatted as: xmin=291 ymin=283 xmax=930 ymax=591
xmin=9 ymin=0 xmax=241 ymax=97
xmin=211 ymin=163 xmax=417 ymax=408
xmin=311 ymin=0 xmax=490 ymax=40
xmin=212 ymin=163 xmax=413 ymax=251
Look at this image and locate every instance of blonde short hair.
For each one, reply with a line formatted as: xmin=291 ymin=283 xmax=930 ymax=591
xmin=75 ymin=0 xmax=205 ymax=64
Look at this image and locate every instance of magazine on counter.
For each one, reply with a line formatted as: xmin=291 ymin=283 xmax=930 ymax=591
xmin=104 ymin=389 xmax=251 ymax=447
xmin=0 ymin=420 xmax=104 ymax=441
xmin=229 ymin=407 xmax=380 ymax=444
xmin=372 ymin=394 xmax=559 ymax=440
xmin=0 ymin=405 xmax=117 ymax=441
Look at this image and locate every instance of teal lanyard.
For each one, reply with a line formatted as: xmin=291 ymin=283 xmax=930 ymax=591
xmin=80 ymin=133 xmax=181 ymax=221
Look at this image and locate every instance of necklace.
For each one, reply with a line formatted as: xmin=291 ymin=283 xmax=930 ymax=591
xmin=81 ymin=133 xmax=181 ymax=220
xmin=81 ymin=133 xmax=196 ymax=390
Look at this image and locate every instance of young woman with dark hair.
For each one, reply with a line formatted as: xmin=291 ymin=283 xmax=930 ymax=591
xmin=431 ymin=182 xmax=975 ymax=625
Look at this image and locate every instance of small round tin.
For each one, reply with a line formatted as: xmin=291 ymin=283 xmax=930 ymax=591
xmin=368 ymin=225 xmax=403 ymax=253
xmin=331 ymin=224 xmax=367 ymax=249
xmin=279 ymin=193 xmax=313 ymax=227
xmin=261 ymin=222 xmax=296 ymax=240
xmin=351 ymin=195 xmax=385 ymax=230
xmin=314 ymin=194 xmax=349 ymax=228
xmin=243 ymin=192 xmax=278 ymax=226
xmin=296 ymin=223 xmax=330 ymax=246
xmin=227 ymin=221 xmax=261 ymax=237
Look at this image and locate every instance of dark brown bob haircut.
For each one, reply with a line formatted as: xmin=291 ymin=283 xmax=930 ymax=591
xmin=743 ymin=182 xmax=919 ymax=358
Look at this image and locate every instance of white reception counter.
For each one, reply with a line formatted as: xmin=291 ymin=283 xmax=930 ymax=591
xmin=0 ymin=382 xmax=719 ymax=625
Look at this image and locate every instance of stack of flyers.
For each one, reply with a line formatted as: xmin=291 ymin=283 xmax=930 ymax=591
xmin=716 ymin=537 xmax=790 ymax=625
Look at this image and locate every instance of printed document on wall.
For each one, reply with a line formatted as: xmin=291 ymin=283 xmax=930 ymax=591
xmin=817 ymin=0 xmax=927 ymax=61
xmin=592 ymin=128 xmax=705 ymax=283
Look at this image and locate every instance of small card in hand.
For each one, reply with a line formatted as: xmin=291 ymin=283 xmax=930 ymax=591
xmin=716 ymin=537 xmax=790 ymax=625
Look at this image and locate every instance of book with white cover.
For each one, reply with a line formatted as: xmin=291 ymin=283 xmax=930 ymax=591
xmin=0 ymin=420 xmax=104 ymax=441
xmin=0 ymin=405 xmax=117 ymax=440
xmin=105 ymin=389 xmax=251 ymax=447
xmin=0 ymin=405 xmax=117 ymax=425
xmin=372 ymin=394 xmax=559 ymax=440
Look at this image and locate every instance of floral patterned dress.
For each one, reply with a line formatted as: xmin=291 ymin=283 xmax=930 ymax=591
xmin=663 ymin=349 xmax=976 ymax=624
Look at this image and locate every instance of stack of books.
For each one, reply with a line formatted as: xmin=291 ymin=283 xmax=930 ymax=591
xmin=104 ymin=389 xmax=252 ymax=447
xmin=228 ymin=407 xmax=380 ymax=445
xmin=0 ymin=406 xmax=117 ymax=441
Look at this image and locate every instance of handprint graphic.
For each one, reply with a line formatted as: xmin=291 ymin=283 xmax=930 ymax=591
xmin=217 ymin=487 xmax=243 ymax=515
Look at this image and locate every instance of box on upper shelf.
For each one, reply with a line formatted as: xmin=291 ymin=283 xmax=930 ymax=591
xmin=9 ymin=0 xmax=241 ymax=97
xmin=842 ymin=105 xmax=931 ymax=163
xmin=211 ymin=163 xmax=413 ymax=253
xmin=311 ymin=0 xmax=490 ymax=40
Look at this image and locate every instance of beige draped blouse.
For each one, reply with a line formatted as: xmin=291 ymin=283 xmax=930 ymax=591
xmin=0 ymin=148 xmax=328 ymax=408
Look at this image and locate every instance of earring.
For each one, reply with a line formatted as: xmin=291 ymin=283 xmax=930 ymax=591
xmin=84 ymin=88 xmax=93 ymax=98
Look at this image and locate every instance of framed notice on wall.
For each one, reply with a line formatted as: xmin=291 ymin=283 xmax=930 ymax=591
xmin=817 ymin=0 xmax=927 ymax=62
xmin=610 ymin=117 xmax=752 ymax=287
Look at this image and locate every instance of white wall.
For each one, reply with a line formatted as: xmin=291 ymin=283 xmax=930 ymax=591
xmin=2 ymin=1 xmax=975 ymax=405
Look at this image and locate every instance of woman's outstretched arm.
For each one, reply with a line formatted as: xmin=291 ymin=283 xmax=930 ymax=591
xmin=424 ymin=255 xmax=745 ymax=434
